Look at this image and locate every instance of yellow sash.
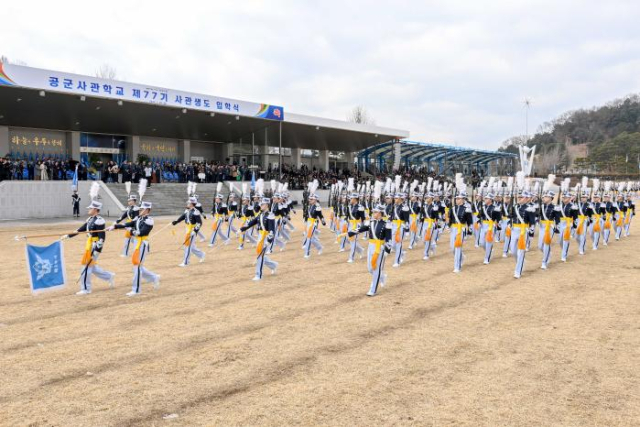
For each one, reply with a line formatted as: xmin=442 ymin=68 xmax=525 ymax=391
xmin=132 ymin=236 xmax=148 ymax=265
xmin=306 ymin=219 xmax=317 ymax=238
xmin=423 ymin=218 xmax=435 ymax=241
xmin=409 ymin=214 xmax=418 ymax=232
xmin=604 ymin=213 xmax=612 ymax=230
xmin=393 ymin=219 xmax=404 ymax=243
xmin=451 ymin=223 xmax=464 ymax=248
xmin=576 ymin=215 xmax=587 ymax=235
xmin=541 ymin=219 xmax=553 ymax=245
xmin=513 ymin=223 xmax=528 ymax=250
xmin=369 ymin=238 xmax=383 ymax=269
xmin=348 ymin=220 xmax=359 ymax=241
xmin=81 ymin=237 xmax=99 ymax=265
xmin=238 ymin=217 xmax=249 ymax=244
xmin=593 ymin=214 xmax=602 ymax=232
xmin=256 ymin=230 xmax=268 ymax=255
xmin=212 ymin=214 xmax=222 ymax=231
xmin=183 ymin=224 xmax=195 ymax=246
xmin=561 ymin=217 xmax=572 ymax=241
xmin=482 ymin=220 xmax=495 ymax=243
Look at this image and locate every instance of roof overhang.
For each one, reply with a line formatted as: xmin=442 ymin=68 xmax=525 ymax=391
xmin=0 ymin=63 xmax=409 ymax=152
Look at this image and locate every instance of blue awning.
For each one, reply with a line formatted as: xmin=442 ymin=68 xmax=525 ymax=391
xmin=357 ymin=140 xmax=517 ymax=173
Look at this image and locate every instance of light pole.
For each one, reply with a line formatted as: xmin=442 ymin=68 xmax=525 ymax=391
xmin=524 ymin=98 xmax=531 ymax=143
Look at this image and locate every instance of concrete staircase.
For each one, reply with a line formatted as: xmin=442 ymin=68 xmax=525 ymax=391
xmin=106 ymin=182 xmax=238 ymax=216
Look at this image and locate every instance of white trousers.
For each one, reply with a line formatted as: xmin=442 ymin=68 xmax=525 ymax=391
xmin=479 ymin=222 xmax=495 ymax=264
xmin=256 ymin=246 xmax=278 ymax=279
xmin=184 ymin=232 xmax=205 ymax=265
xmin=558 ymin=220 xmax=571 ymax=261
xmin=209 ymin=218 xmax=227 ymax=246
xmin=390 ymin=222 xmax=405 ymax=265
xmin=422 ymin=220 xmax=437 ymax=259
xmin=366 ymin=242 xmax=387 ymax=295
xmin=303 ymin=221 xmax=322 ymax=257
xmin=131 ymin=240 xmax=158 ymax=294
xmin=121 ymin=235 xmax=133 ymax=256
xmin=449 ymin=226 xmax=465 ymax=271
xmin=80 ymin=250 xmax=114 ymax=292
xmin=538 ymin=222 xmax=555 ymax=267
xmin=511 ymin=227 xmax=527 ymax=277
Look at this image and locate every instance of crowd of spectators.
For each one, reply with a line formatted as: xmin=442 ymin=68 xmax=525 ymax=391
xmin=1 ymin=156 xmax=463 ymax=189
xmin=0 ymin=157 xmax=77 ymax=181
xmin=0 ymin=157 xmax=250 ymax=184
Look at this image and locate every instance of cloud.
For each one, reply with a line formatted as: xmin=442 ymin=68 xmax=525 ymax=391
xmin=3 ymin=0 xmax=640 ymax=150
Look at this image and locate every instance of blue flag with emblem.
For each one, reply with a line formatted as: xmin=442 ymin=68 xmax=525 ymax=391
xmin=25 ymin=241 xmax=67 ymax=294
xmin=251 ymin=171 xmax=256 ymax=190
xmin=71 ymin=164 xmax=78 ymax=191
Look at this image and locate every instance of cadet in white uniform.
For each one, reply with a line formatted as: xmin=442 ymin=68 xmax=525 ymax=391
xmin=63 ymin=200 xmax=116 ymax=295
xmin=109 ymin=201 xmax=160 ymax=296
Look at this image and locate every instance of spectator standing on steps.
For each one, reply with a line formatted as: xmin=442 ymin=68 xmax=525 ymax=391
xmin=144 ymin=162 xmax=152 ymax=187
xmin=72 ymin=190 xmax=81 ymax=217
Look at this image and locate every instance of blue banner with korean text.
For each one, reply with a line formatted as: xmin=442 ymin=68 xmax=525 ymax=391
xmin=1 ymin=63 xmax=284 ymax=121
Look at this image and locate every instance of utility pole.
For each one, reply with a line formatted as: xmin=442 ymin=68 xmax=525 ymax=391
xmin=524 ymin=98 xmax=531 ymax=143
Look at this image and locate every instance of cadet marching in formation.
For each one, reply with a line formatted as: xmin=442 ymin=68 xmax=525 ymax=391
xmin=62 ymin=183 xmax=116 ymax=295
xmin=330 ymin=172 xmax=637 ymax=294
xmin=56 ymin=173 xmax=636 ymax=298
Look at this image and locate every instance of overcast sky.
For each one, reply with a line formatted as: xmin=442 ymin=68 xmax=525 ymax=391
xmin=3 ymin=0 xmax=640 ymax=149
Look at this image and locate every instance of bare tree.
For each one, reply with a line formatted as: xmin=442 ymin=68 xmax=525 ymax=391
xmin=347 ymin=105 xmax=375 ymax=125
xmin=95 ymin=64 xmax=117 ymax=80
xmin=501 ymin=135 xmax=527 ymax=148
xmin=536 ymin=121 xmax=553 ymax=135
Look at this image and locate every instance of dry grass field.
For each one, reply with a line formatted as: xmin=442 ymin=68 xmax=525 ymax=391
xmin=0 ymin=215 xmax=639 ymax=426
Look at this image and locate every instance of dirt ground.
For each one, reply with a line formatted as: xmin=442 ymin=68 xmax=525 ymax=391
xmin=0 ymin=214 xmax=638 ymax=427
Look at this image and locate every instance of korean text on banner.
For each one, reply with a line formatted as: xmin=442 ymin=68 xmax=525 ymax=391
xmin=25 ymin=241 xmax=67 ymax=294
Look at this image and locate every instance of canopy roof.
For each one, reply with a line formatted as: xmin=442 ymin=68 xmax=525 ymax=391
xmin=358 ymin=140 xmax=517 ymax=167
xmin=0 ymin=63 xmax=409 ymax=152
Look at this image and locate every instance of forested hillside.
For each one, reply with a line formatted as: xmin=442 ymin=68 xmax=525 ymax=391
xmin=501 ymin=95 xmax=640 ymax=175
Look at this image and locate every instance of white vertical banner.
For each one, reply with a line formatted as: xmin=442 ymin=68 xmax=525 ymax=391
xmin=393 ymin=142 xmax=401 ymax=171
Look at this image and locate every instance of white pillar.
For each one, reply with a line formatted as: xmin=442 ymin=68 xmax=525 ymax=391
xmin=130 ymin=135 xmax=141 ymax=162
xmin=319 ymin=150 xmax=329 ymax=172
xmin=69 ymin=131 xmax=81 ymax=161
xmin=291 ymin=147 xmax=301 ymax=168
xmin=181 ymin=140 xmax=191 ymax=163
xmin=344 ymin=151 xmax=355 ymax=169
xmin=222 ymin=142 xmax=234 ymax=163
xmin=262 ymin=128 xmax=269 ymax=169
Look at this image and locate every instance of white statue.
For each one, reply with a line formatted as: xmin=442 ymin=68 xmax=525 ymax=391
xmin=519 ymin=145 xmax=536 ymax=176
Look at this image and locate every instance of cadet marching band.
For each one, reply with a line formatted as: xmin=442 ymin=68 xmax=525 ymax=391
xmin=54 ymin=173 xmax=637 ymax=298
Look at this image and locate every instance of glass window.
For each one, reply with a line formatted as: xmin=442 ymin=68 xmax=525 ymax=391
xmin=81 ymin=133 xmax=127 ymax=150
xmin=267 ymin=146 xmax=291 ymax=156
